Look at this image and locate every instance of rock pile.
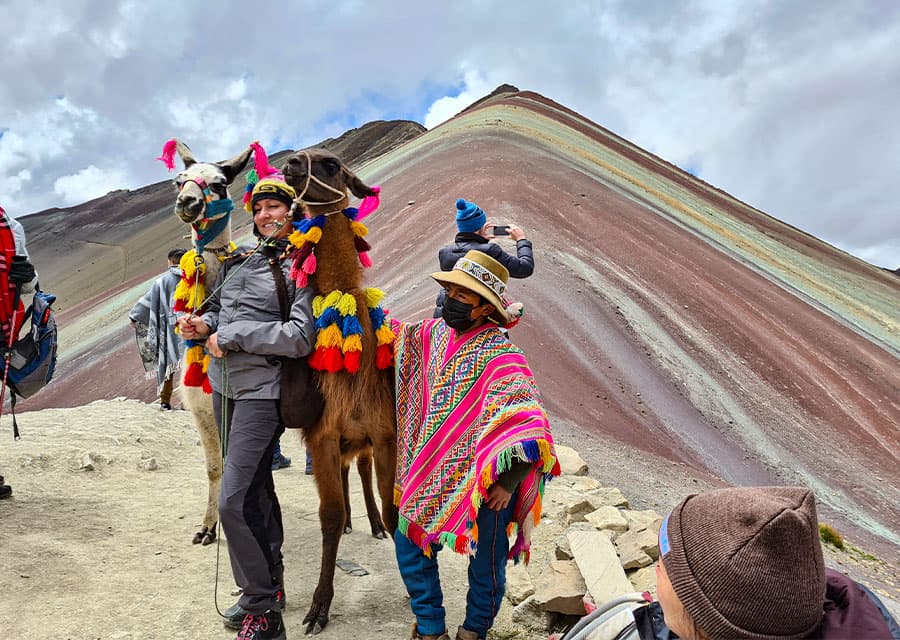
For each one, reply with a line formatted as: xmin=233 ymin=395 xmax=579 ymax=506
xmin=509 ymin=445 xmax=663 ymax=633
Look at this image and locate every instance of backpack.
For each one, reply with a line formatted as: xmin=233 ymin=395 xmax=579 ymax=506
xmin=1 ymin=290 xmax=59 ymax=438
xmin=557 ymin=593 xmax=675 ymax=640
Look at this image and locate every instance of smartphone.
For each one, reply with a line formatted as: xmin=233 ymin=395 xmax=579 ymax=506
xmin=492 ymin=225 xmax=510 ymax=236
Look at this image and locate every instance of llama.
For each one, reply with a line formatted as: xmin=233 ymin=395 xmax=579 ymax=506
xmin=281 ymin=148 xmax=398 ymax=634
xmin=156 ymin=138 xmax=253 ymax=545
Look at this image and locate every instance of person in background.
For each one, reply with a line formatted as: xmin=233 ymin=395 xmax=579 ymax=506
xmin=129 ymin=248 xmax=187 ymax=410
xmin=394 ymin=251 xmax=558 ymax=640
xmin=433 ymin=198 xmax=534 ymax=318
xmin=649 ymin=486 xmax=899 ymax=640
xmin=0 ymin=204 xmax=38 ymax=500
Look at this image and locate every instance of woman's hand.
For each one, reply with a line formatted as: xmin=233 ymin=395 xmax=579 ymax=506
xmin=206 ymin=332 xmax=225 ymax=358
xmin=484 ymin=483 xmax=512 ymax=511
xmin=177 ymin=316 xmax=210 ymax=340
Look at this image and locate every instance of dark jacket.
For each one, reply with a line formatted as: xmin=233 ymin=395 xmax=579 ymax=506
xmin=201 ymin=241 xmax=315 ymax=400
xmin=434 ymin=232 xmax=534 ymax=318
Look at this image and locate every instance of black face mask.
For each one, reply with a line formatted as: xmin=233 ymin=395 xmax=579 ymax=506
xmin=442 ymin=296 xmax=476 ymax=332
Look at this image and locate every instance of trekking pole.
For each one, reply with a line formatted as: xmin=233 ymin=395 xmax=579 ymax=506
xmin=1 ymin=283 xmax=23 ymax=439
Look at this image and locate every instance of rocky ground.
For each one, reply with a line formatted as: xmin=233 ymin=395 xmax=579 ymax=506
xmin=0 ymin=400 xmax=896 ymax=639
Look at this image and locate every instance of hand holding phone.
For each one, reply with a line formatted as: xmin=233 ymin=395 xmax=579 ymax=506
xmin=492 ymin=225 xmax=510 ymax=236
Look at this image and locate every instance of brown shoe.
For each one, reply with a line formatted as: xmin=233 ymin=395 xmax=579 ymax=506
xmin=410 ymin=623 xmax=451 ymax=640
xmin=455 ymin=627 xmax=481 ymax=640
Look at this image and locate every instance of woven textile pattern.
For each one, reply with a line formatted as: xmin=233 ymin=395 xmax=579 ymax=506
xmin=394 ymin=319 xmax=559 ymax=560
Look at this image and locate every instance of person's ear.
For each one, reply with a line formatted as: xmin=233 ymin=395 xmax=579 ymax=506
xmin=479 ymin=304 xmax=496 ymax=319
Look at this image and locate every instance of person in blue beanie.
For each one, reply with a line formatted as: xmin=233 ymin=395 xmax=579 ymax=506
xmin=433 ymin=199 xmax=534 ymax=318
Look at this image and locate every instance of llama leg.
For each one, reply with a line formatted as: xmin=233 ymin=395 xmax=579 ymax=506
xmin=186 ymin=386 xmax=223 ymax=545
xmin=373 ymin=429 xmax=399 ymax=536
xmin=341 ymin=461 xmax=352 ymax=535
xmin=304 ymin=433 xmax=344 ymax=634
xmin=357 ymin=449 xmax=387 ymax=539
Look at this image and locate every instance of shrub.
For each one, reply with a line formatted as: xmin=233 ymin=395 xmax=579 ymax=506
xmin=819 ymin=523 xmax=844 ymax=549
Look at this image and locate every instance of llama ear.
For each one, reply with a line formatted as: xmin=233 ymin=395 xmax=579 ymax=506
xmin=175 ymin=140 xmax=197 ymax=167
xmin=218 ymin=147 xmax=254 ymax=183
xmin=342 ymin=166 xmax=377 ymax=199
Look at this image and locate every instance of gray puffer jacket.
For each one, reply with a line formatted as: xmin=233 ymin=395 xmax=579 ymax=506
xmin=201 ymin=241 xmax=314 ymax=400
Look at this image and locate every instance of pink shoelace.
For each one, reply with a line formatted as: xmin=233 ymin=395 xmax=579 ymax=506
xmin=237 ymin=613 xmax=269 ymax=638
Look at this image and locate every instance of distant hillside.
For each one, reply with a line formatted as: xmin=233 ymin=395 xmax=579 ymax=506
xmin=315 ymin=120 xmax=425 ymax=167
xmin=17 ymin=86 xmax=900 ymax=563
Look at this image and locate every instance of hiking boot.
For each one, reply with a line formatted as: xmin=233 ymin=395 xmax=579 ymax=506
xmin=0 ymin=483 xmax=11 ymax=500
xmin=234 ymin=609 xmax=285 ymax=640
xmin=224 ymin=591 xmax=286 ymax=630
xmin=159 ymin=402 xmax=172 ymax=411
xmin=455 ymin=626 xmax=481 ymax=640
xmin=271 ymin=452 xmax=291 ymax=471
xmin=410 ymin=623 xmax=451 ymax=640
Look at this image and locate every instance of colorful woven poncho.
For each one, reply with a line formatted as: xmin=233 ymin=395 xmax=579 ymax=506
xmin=394 ymin=319 xmax=559 ymax=562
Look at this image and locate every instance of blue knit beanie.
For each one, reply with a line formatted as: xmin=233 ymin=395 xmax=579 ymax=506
xmin=455 ymin=198 xmax=487 ymax=233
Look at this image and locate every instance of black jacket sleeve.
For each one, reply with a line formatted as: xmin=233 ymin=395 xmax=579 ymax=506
xmin=485 ymin=240 xmax=534 ymax=279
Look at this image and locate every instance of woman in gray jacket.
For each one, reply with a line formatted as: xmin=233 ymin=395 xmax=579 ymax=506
xmin=179 ymin=177 xmax=314 ymax=640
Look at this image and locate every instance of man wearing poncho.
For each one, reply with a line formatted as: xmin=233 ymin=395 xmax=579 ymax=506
xmin=393 ymin=250 xmax=560 ymax=640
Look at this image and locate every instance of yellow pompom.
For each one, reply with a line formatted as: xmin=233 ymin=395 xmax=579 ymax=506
xmin=350 ymin=221 xmax=368 ymax=237
xmin=365 ymin=288 xmax=385 ymax=308
xmin=306 ymin=227 xmax=322 ymax=244
xmin=201 ymin=354 xmax=210 ymax=373
xmin=376 ymin=325 xmax=395 ymax=345
xmin=312 ymin=295 xmax=326 ymax=317
xmin=185 ymin=345 xmax=203 ymax=365
xmin=336 ymin=293 xmax=357 ymax=317
xmin=189 ymin=282 xmax=206 ymax=310
xmin=317 ymin=324 xmax=343 ymax=348
xmin=342 ymin=334 xmax=362 ymax=353
xmin=323 ymin=290 xmax=343 ymax=308
xmin=288 ymin=230 xmax=306 ymax=248
xmin=174 ymin=279 xmax=190 ymax=302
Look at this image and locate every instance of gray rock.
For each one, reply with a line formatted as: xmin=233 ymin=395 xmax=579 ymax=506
xmin=555 ymin=445 xmax=588 ymax=476
xmin=616 ymin=526 xmax=661 ymax=570
xmin=585 ymin=505 xmax=629 ymax=536
xmin=623 ymin=509 xmax=663 ymax=532
xmin=79 ymin=452 xmax=97 ymax=471
xmin=555 ymin=533 xmax=574 ymax=560
xmin=627 ymin=565 xmax=657 ymax=595
xmin=138 ymin=457 xmax=158 ymax=471
xmin=505 ymin=564 xmax=535 ymax=605
xmin=532 ymin=560 xmax=587 ymax=615
xmin=568 ymin=528 xmax=634 ymax=604
xmin=511 ymin=595 xmax=557 ymax=631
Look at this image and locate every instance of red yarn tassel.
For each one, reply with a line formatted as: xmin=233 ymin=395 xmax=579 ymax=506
xmin=173 ymin=299 xmax=188 ymax=313
xmin=354 ymin=236 xmax=371 ymax=253
xmin=359 ymin=251 xmax=372 ymax=268
xmin=201 ymin=377 xmax=212 ymax=394
xmin=322 ymin=346 xmax=343 ymax=373
xmin=375 ymin=344 xmax=393 ymax=369
xmin=183 ymin=362 xmax=205 ymax=386
xmin=343 ymin=350 xmax=361 ymax=373
xmin=454 ymin=535 xmax=469 ymax=554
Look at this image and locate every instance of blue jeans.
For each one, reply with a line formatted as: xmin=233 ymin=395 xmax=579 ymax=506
xmin=395 ymin=493 xmax=517 ymax=637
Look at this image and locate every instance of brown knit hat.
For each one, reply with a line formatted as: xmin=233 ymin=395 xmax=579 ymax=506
xmin=660 ymin=486 xmax=826 ymax=639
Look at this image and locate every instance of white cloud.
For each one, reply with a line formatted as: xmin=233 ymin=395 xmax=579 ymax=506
xmin=53 ymin=165 xmax=129 ymax=205
xmin=0 ymin=0 xmax=897 ymax=267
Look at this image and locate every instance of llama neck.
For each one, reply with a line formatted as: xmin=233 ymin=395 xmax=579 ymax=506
xmin=309 ymin=197 xmax=363 ymax=293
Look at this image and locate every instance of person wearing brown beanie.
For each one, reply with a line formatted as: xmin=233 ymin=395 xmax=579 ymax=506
xmin=652 ymin=486 xmax=898 ymax=640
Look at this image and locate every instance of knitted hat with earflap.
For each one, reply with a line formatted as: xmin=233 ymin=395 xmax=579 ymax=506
xmin=455 ymin=198 xmax=486 ymax=233
xmin=660 ymin=486 xmax=827 ymax=639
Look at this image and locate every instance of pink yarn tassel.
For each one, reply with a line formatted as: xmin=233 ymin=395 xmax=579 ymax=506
xmin=359 ymin=251 xmax=372 ymax=268
xmin=250 ymin=141 xmax=280 ymax=179
xmin=302 ymin=252 xmax=317 ymax=274
xmin=356 ymin=185 xmax=381 ymax=220
xmin=157 ymin=139 xmax=178 ymax=170
xmin=294 ymin=271 xmax=309 ymax=288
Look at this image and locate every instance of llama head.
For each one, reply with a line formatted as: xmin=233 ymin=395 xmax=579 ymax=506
xmin=282 ymin=148 xmax=376 ymax=208
xmin=161 ymin=139 xmax=253 ymax=223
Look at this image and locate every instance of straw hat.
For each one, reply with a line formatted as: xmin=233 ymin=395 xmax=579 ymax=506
xmin=431 ymin=250 xmax=516 ymax=325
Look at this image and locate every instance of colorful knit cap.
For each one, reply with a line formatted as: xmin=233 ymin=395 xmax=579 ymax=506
xmin=661 ymin=486 xmax=826 ymax=639
xmin=455 ymin=198 xmax=486 ymax=233
xmin=250 ymin=178 xmax=296 ymax=209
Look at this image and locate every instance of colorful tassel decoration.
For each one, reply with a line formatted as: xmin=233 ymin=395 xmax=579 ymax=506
xmin=156 ymin=138 xmax=178 ymax=170
xmin=358 ymin=251 xmax=372 ymax=268
xmin=356 ymin=185 xmax=381 ymax=220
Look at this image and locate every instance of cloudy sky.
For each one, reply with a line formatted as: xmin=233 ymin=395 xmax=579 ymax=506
xmin=1 ymin=0 xmax=897 ymax=268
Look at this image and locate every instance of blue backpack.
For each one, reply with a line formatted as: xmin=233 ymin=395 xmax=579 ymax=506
xmin=2 ymin=290 xmax=58 ymax=438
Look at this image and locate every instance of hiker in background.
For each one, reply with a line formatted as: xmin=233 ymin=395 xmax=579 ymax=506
xmin=129 ymin=248 xmax=187 ymax=410
xmin=394 ymin=251 xmax=559 ymax=640
xmin=644 ymin=486 xmax=898 ymax=640
xmin=0 ymin=204 xmax=38 ymax=500
xmin=178 ymin=174 xmax=314 ymax=640
xmin=433 ymin=198 xmax=534 ymax=319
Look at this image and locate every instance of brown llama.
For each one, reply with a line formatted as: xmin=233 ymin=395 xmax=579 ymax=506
xmin=157 ymin=138 xmax=253 ymax=545
xmin=281 ymin=148 xmax=398 ymax=634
